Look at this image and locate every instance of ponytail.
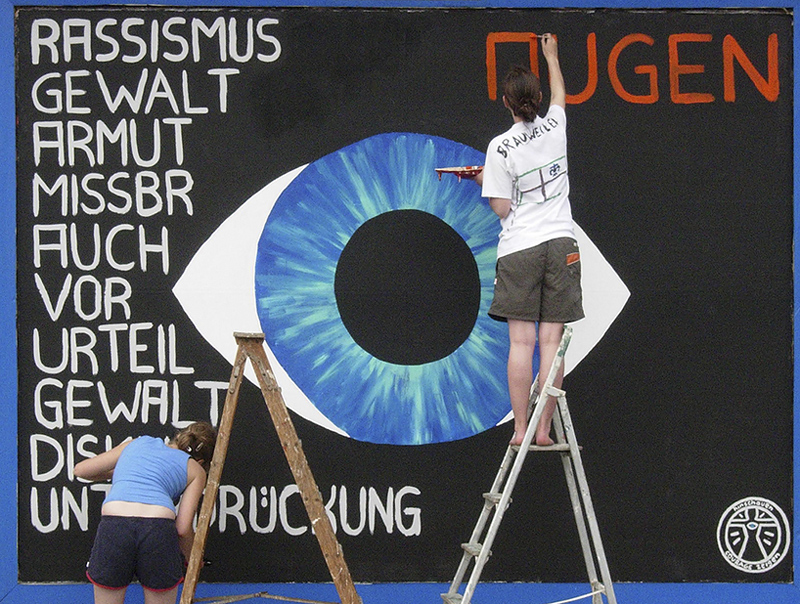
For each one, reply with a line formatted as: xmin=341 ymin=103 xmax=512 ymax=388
xmin=503 ymin=65 xmax=542 ymax=122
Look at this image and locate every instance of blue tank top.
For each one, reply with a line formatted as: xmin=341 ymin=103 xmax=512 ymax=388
xmin=104 ymin=436 xmax=189 ymax=512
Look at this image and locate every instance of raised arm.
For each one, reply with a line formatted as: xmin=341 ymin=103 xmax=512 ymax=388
xmin=541 ymin=34 xmax=565 ymax=109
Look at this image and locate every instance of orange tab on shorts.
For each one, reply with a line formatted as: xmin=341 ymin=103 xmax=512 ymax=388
xmin=566 ymin=252 xmax=580 ymax=266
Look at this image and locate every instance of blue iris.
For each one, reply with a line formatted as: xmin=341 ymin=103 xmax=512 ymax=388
xmin=255 ymin=132 xmax=517 ymax=445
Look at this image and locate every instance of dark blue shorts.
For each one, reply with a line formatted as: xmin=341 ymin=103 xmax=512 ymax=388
xmin=86 ymin=516 xmax=184 ymax=592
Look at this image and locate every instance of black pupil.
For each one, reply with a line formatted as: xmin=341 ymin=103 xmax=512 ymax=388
xmin=334 ymin=209 xmax=481 ymax=365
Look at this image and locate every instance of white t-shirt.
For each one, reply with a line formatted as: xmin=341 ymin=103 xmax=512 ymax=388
xmin=481 ymin=104 xmax=575 ymax=259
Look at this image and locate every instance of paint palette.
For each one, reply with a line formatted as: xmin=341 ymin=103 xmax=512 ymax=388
xmin=435 ymin=166 xmax=483 ymax=181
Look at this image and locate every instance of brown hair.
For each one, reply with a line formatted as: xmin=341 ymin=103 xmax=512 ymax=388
xmin=172 ymin=422 xmax=217 ymax=469
xmin=503 ymin=65 xmax=542 ymax=122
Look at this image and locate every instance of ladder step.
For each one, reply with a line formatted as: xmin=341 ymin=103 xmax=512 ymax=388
xmin=461 ymin=542 xmax=489 ymax=557
xmin=510 ymin=443 xmax=571 ymax=452
xmin=510 ymin=443 xmax=583 ymax=452
xmin=441 ymin=593 xmax=463 ymax=604
xmin=531 ymin=443 xmax=571 ymax=452
xmin=483 ymin=492 xmax=510 ymax=505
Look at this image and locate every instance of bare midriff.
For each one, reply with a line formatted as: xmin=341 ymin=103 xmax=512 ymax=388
xmin=102 ymin=500 xmax=176 ymax=519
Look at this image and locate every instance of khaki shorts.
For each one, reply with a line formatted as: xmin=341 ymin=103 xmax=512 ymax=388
xmin=489 ymin=237 xmax=584 ymax=323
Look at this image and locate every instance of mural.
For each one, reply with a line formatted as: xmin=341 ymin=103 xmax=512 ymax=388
xmin=15 ymin=4 xmax=793 ymax=591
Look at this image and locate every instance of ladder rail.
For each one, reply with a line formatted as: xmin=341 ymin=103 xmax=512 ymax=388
xmin=552 ymin=400 xmax=601 ymax=589
xmin=463 ymin=349 xmax=566 ymax=602
xmin=181 ymin=344 xmax=249 ymax=604
xmin=446 ymin=444 xmax=516 ymax=595
xmin=557 ymin=395 xmax=617 ymax=604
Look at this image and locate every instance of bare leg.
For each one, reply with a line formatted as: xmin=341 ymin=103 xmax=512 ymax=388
xmin=507 ymin=319 xmax=538 ymax=446
xmin=94 ymin=585 xmax=127 ymax=604
xmin=534 ymin=322 xmax=565 ymax=446
xmin=144 ymin=585 xmax=180 ymax=604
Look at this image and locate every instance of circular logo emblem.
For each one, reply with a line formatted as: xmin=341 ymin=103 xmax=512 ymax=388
xmin=717 ymin=497 xmax=790 ymax=573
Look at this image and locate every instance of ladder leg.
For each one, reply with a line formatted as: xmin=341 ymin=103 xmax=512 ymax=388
xmin=445 ymin=445 xmax=516 ymax=597
xmin=180 ymin=343 xmax=249 ymax=604
xmin=463 ymin=331 xmax=572 ymax=603
xmin=552 ymin=405 xmax=601 ymax=589
xmin=556 ymin=395 xmax=617 ymax=604
xmin=460 ymin=432 xmax=528 ymax=603
xmin=241 ymin=335 xmax=362 ymax=604
xmin=445 ymin=378 xmax=548 ymax=603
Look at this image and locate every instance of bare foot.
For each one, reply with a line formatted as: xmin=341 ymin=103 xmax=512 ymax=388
xmin=509 ymin=428 xmax=527 ymax=447
xmin=535 ymin=418 xmax=555 ymax=446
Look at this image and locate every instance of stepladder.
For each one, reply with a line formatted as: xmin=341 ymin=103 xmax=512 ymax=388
xmin=180 ymin=332 xmax=362 ymax=604
xmin=442 ymin=326 xmax=617 ymax=604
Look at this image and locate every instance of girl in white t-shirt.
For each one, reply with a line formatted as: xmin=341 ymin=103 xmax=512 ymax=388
xmin=472 ymin=34 xmax=584 ymax=447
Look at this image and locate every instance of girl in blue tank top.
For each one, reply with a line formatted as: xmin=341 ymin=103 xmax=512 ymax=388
xmin=74 ymin=422 xmax=217 ymax=604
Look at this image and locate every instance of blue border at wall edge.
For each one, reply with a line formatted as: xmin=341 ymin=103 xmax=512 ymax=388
xmin=1 ymin=1 xmax=797 ymax=603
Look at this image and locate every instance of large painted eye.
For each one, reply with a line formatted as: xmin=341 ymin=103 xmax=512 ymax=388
xmin=174 ymin=132 xmax=629 ymax=445
xmin=254 ymin=133 xmax=505 ymax=444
